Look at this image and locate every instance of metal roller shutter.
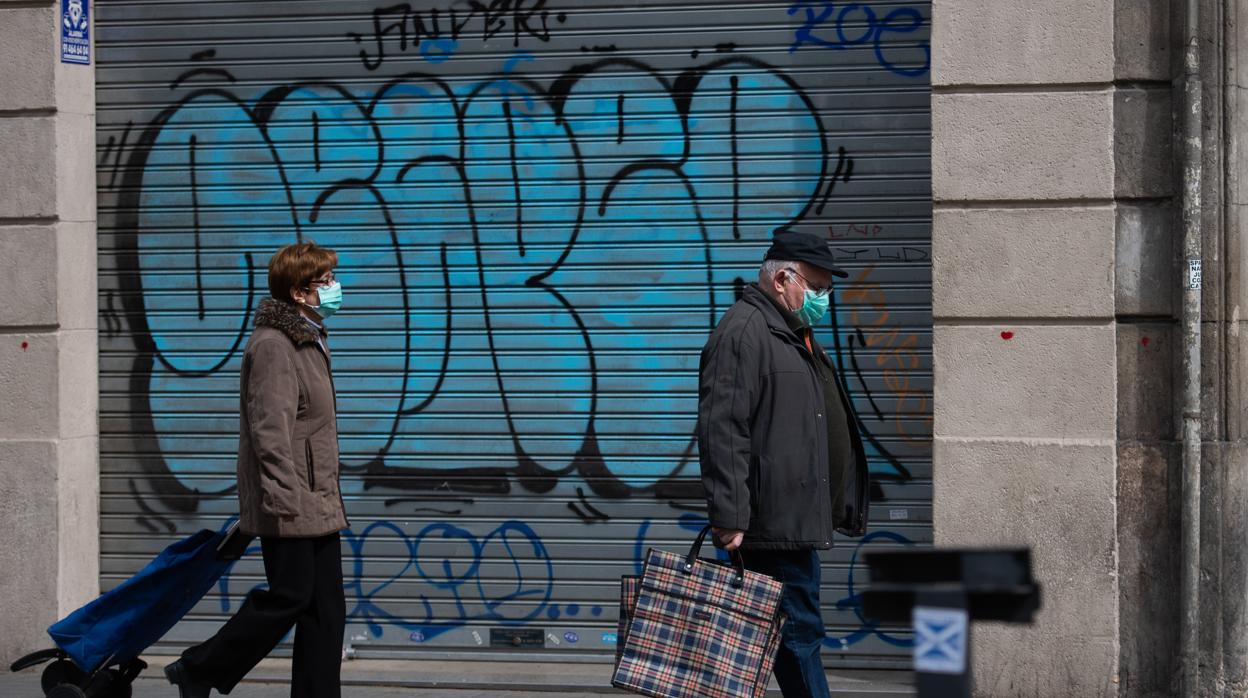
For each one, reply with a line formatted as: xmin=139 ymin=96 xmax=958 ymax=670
xmin=96 ymin=0 xmax=932 ymax=669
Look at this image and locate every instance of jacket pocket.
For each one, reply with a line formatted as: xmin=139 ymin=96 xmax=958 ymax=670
xmin=304 ymin=439 xmax=315 ymax=491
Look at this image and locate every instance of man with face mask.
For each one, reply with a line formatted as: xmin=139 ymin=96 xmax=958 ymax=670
xmin=697 ymin=230 xmax=869 ymax=698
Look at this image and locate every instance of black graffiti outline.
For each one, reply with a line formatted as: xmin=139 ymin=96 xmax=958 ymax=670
xmin=849 ymin=328 xmax=885 ymax=421
xmin=128 ymin=479 xmax=176 ymax=533
xmin=827 ymin=284 xmax=916 ymax=488
xmin=567 ymin=486 xmax=608 ymax=522
xmin=111 ymin=53 xmax=920 ymax=514
xmin=115 ymin=75 xmax=313 ymax=509
xmin=815 ymin=145 xmax=853 ymax=215
xmin=349 ymin=0 xmax=564 ymax=71
xmin=99 ymin=120 xmax=133 ymax=190
xmin=102 ymin=290 xmax=122 ymax=338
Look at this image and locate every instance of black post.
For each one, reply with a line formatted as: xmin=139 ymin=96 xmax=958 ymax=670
xmin=912 ymin=587 xmax=971 ymax=698
xmin=859 ymin=548 xmax=1041 ymax=698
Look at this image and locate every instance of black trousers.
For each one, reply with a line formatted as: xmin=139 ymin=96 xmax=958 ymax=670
xmin=181 ymin=532 xmax=345 ymax=697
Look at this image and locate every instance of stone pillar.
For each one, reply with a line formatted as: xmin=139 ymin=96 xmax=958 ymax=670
xmin=930 ymin=0 xmax=1124 ymax=694
xmin=1222 ymin=1 xmax=1248 ymax=689
xmin=1196 ymin=0 xmax=1248 ymax=694
xmin=0 ymin=0 xmax=99 ymax=663
xmin=1108 ymin=0 xmax=1181 ymax=696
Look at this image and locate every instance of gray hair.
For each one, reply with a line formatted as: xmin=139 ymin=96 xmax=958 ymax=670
xmin=759 ymin=258 xmax=796 ymax=286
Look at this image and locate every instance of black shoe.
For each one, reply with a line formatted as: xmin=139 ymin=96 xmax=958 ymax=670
xmin=164 ymin=659 xmax=212 ymax=698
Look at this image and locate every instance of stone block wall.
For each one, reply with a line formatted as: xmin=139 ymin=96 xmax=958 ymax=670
xmin=0 ymin=0 xmax=99 ymax=663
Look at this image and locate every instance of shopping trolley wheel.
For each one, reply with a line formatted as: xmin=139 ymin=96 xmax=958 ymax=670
xmin=100 ymin=663 xmax=137 ymax=697
xmin=46 ymin=684 xmax=87 ymax=698
xmin=41 ymin=659 xmax=85 ymax=694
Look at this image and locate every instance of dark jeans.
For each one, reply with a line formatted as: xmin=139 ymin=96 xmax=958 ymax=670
xmin=742 ymin=549 xmax=830 ymax=698
xmin=181 ymin=532 xmax=345 ymax=697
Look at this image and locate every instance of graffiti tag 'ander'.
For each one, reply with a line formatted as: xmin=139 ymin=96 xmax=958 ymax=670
xmin=348 ymin=0 xmax=568 ymax=70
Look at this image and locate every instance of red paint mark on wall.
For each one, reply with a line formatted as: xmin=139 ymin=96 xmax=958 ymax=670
xmin=1141 ymin=336 xmax=1150 ymax=346
xmin=20 ymin=341 xmax=28 ymax=351
xmin=1000 ymin=331 xmax=1014 ymax=340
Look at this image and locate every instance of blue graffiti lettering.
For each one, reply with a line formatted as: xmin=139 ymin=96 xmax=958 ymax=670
xmin=216 ymin=519 xmax=552 ymax=641
xmin=786 ymin=1 xmax=930 ymax=78
xmin=827 ymin=529 xmax=915 ymax=648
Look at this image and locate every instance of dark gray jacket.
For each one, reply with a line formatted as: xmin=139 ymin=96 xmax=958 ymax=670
xmin=236 ymin=298 xmax=348 ymax=538
xmin=697 ymin=284 xmax=869 ymax=550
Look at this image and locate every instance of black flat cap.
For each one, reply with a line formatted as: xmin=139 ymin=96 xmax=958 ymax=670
xmin=764 ymin=230 xmax=848 ymax=278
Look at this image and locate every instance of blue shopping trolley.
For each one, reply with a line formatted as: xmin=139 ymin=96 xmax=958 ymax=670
xmin=9 ymin=523 xmax=252 ymax=697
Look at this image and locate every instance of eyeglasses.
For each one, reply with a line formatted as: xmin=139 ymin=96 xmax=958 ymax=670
xmin=307 ymin=272 xmax=336 ymax=288
xmin=784 ymin=268 xmax=831 ymax=297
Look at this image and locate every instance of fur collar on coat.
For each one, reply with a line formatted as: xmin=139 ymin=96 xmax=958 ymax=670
xmin=253 ymin=298 xmax=326 ymax=346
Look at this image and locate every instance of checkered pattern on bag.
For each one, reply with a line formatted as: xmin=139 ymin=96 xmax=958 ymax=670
xmin=617 ymin=573 xmax=786 ymax=677
xmin=616 ymin=575 xmax=640 ymax=664
xmin=612 ymin=548 xmax=786 ymax=698
xmin=756 ymin=612 xmax=787 ymax=691
xmin=643 ymin=548 xmax=783 ymax=621
xmin=616 ymin=573 xmax=779 ymax=679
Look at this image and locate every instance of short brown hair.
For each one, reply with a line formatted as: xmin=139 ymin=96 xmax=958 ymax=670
xmin=267 ymin=241 xmax=338 ymax=302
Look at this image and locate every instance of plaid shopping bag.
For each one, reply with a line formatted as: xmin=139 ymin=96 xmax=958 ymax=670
xmin=612 ymin=526 xmax=787 ymax=698
xmin=616 ymin=575 xmax=640 ymax=665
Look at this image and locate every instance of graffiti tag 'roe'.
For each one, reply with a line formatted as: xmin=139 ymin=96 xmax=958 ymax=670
xmin=787 ymin=0 xmax=930 ymax=77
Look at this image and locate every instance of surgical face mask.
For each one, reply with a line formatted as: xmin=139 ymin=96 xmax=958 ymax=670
xmin=784 ymin=270 xmax=830 ymax=326
xmin=795 ymin=287 xmax=830 ymax=326
xmin=308 ymin=280 xmax=343 ymax=319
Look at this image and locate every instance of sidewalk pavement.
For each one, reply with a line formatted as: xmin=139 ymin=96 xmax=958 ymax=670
xmin=3 ymin=657 xmax=915 ymax=697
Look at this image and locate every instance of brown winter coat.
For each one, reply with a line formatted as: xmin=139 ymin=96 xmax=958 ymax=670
xmin=236 ymin=298 xmax=348 ymax=538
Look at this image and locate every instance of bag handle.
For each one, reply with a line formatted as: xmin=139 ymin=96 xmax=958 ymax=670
xmin=684 ymin=525 xmax=745 ymax=588
xmin=216 ymin=519 xmax=255 ymax=562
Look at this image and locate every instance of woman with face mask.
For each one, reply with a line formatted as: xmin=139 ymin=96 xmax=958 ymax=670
xmin=165 ymin=241 xmax=349 ymax=698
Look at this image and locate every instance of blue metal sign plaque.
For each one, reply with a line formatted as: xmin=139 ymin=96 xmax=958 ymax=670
xmin=60 ymin=0 xmax=90 ymax=65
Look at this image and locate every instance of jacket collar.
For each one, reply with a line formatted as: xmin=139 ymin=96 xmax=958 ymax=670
xmin=741 ymin=284 xmax=833 ymax=367
xmin=254 ymin=298 xmax=326 ymax=346
xmin=742 ymin=284 xmax=803 ymax=343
